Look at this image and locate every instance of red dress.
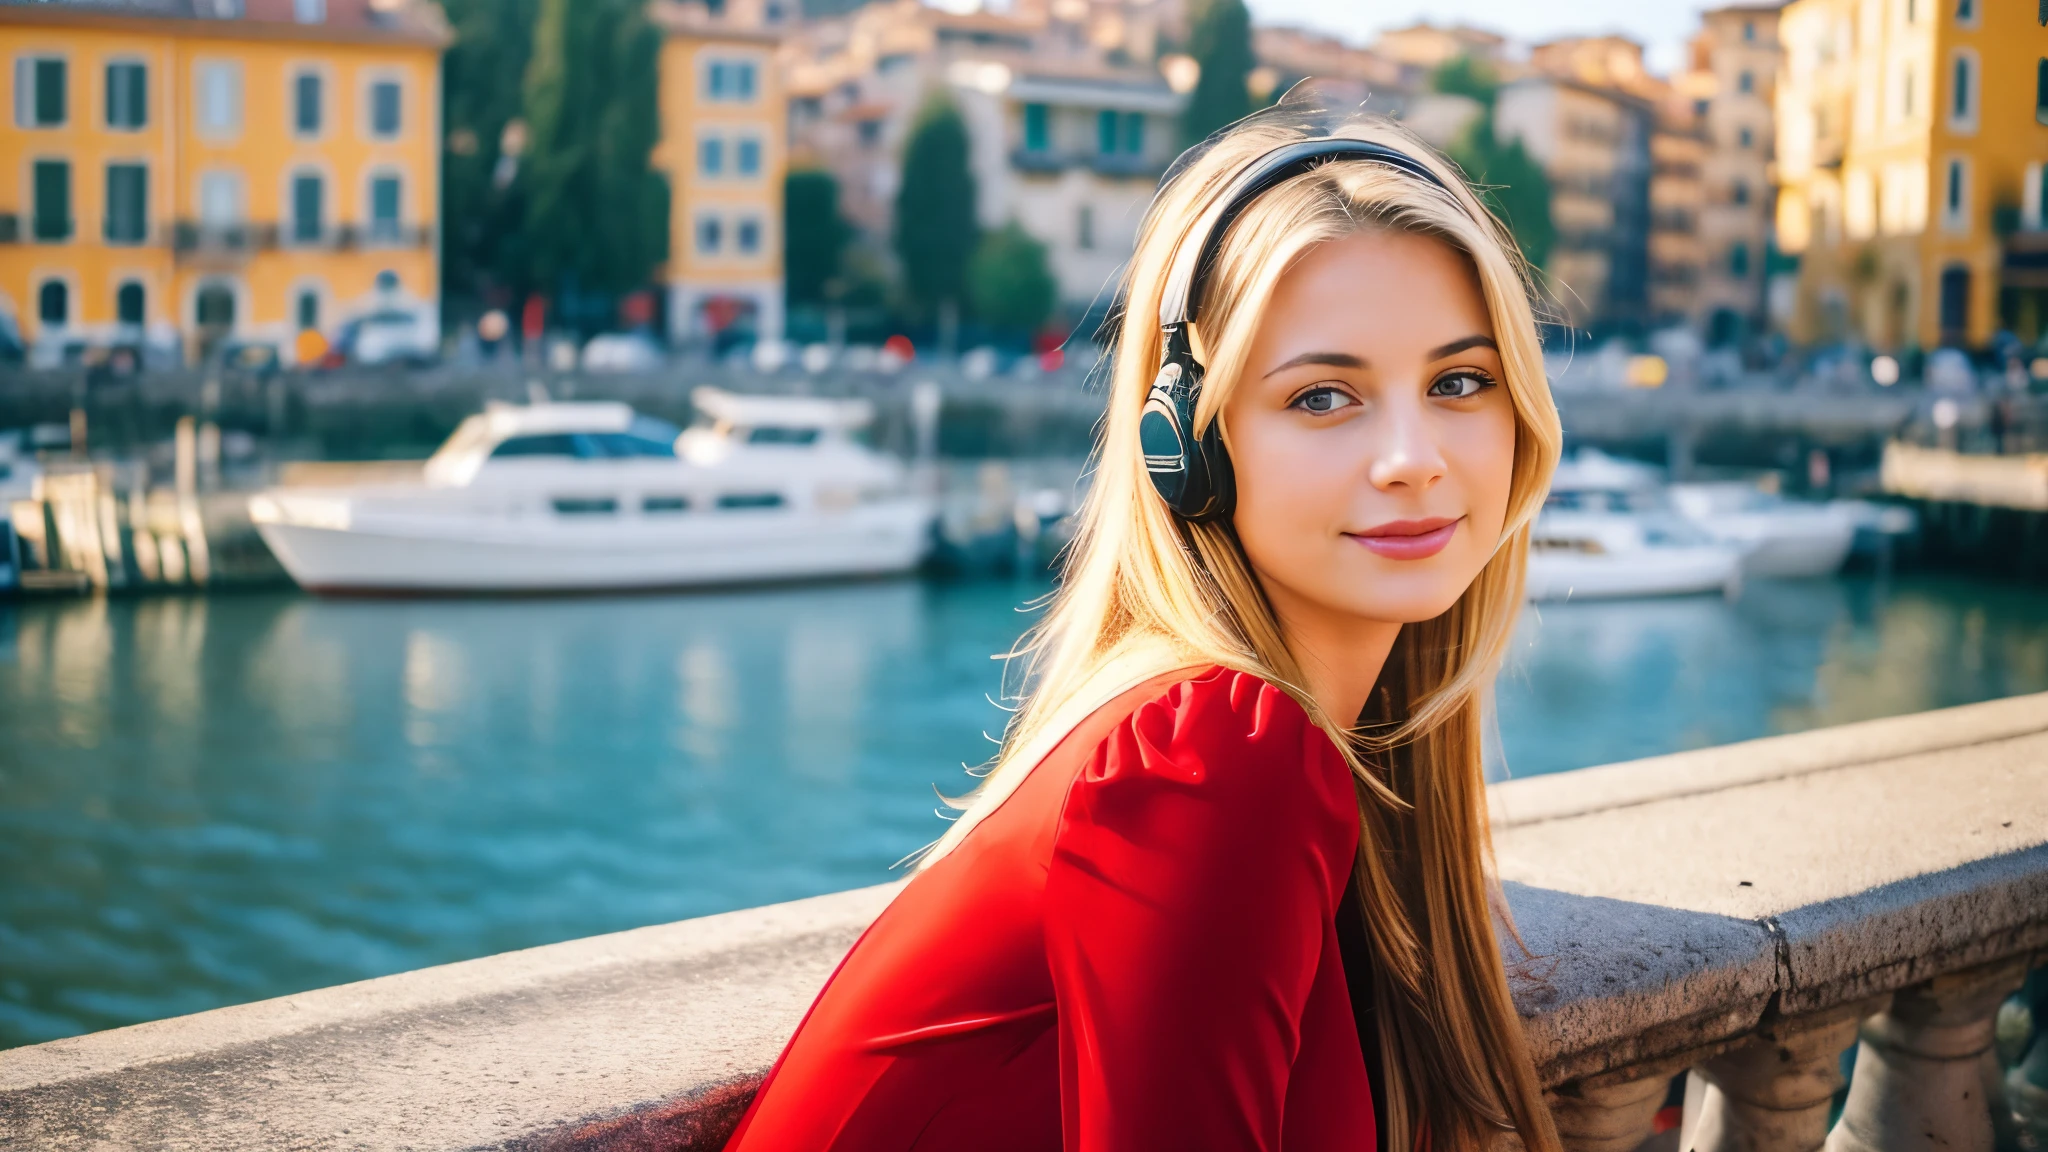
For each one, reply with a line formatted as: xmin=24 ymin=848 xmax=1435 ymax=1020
xmin=723 ymin=666 xmax=1376 ymax=1151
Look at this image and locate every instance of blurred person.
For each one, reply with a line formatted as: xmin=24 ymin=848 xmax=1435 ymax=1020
xmin=723 ymin=104 xmax=1562 ymax=1152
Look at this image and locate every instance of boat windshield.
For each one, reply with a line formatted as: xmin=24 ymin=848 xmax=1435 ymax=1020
xmin=490 ymin=419 xmax=681 ymax=461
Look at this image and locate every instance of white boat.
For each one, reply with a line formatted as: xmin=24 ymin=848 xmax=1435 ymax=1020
xmin=1527 ymin=511 xmax=1745 ymax=601
xmin=1668 ymin=482 xmax=1858 ymax=578
xmin=250 ymin=389 xmax=934 ymax=594
xmin=1527 ymin=450 xmax=1744 ymax=601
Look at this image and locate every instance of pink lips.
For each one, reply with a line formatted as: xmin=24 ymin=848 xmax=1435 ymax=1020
xmin=1349 ymin=516 xmax=1461 ymax=560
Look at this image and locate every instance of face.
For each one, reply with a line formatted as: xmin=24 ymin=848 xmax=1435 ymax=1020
xmin=1220 ymin=229 xmax=1518 ymax=633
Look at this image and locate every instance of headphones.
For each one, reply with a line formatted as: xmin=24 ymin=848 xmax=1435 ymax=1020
xmin=1140 ymin=136 xmax=1453 ymax=522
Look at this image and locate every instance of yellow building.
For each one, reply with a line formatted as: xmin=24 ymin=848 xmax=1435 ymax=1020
xmin=651 ymin=0 xmax=785 ymax=347
xmin=1777 ymin=0 xmax=2048 ymax=348
xmin=0 ymin=0 xmax=448 ymax=364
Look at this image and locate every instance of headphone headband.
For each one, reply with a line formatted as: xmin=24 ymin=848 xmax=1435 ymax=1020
xmin=1141 ymin=135 xmax=1453 ymax=523
xmin=1156 ymin=137 xmax=1452 ymax=329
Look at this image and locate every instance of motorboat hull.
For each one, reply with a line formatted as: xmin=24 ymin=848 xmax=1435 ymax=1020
xmin=256 ymin=501 xmax=933 ymax=594
xmin=1526 ymin=546 xmax=1742 ymax=602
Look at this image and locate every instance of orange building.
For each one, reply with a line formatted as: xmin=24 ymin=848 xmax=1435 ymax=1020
xmin=0 ymin=0 xmax=448 ymax=364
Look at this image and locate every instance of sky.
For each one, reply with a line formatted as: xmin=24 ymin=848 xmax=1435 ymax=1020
xmin=1243 ymin=0 xmax=1705 ymax=75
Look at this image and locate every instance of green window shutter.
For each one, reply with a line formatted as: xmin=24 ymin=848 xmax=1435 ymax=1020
xmin=292 ymin=174 xmax=323 ymax=241
xmin=1023 ymin=103 xmax=1048 ymax=151
xmin=1096 ymin=108 xmax=1116 ymax=155
xmin=34 ymin=58 xmax=64 ymax=126
xmin=32 ymin=160 xmax=70 ymax=240
xmin=295 ymin=73 xmax=321 ymax=134
xmin=105 ymin=163 xmax=147 ymax=243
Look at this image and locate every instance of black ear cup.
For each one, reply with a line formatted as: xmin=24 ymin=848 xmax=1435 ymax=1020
xmin=1141 ymin=326 xmax=1234 ymax=522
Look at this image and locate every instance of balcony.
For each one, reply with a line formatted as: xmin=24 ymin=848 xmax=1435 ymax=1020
xmin=168 ymin=220 xmax=434 ymax=265
xmin=0 ymin=696 xmax=2043 ymax=1150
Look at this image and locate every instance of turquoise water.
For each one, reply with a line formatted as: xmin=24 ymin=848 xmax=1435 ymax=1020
xmin=2 ymin=574 xmax=2047 ymax=1049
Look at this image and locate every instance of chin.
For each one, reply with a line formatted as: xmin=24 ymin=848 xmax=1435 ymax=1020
xmin=1339 ymin=561 xmax=1485 ymax=623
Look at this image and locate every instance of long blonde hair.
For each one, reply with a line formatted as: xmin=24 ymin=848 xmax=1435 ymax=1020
xmin=920 ymin=110 xmax=1562 ymax=1152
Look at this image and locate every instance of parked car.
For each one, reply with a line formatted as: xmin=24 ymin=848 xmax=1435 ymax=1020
xmin=330 ymin=307 xmax=439 ymax=367
xmin=580 ymin=331 xmax=663 ymax=372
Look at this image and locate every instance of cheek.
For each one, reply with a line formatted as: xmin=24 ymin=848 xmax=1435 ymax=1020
xmin=1450 ymin=405 xmax=1519 ymax=537
xmin=1227 ymin=416 xmax=1349 ymax=554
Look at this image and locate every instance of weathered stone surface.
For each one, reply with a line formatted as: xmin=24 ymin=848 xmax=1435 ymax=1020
xmin=2 ymin=693 xmax=2044 ymax=1150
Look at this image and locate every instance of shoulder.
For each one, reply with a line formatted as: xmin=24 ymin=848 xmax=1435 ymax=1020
xmin=1078 ymin=666 xmax=1356 ymax=823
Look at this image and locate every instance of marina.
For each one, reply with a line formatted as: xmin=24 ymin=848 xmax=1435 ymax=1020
xmin=3 ymin=570 xmax=2046 ymax=1051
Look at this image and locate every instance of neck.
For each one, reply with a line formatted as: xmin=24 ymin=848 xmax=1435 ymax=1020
xmin=1265 ymin=593 xmax=1402 ymax=727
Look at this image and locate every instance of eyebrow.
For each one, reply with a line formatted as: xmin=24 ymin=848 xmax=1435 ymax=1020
xmin=1427 ymin=334 xmax=1498 ymax=359
xmin=1262 ymin=351 xmax=1367 ymax=378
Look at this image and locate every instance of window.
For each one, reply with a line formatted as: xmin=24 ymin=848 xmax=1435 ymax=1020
xmin=643 ymin=495 xmax=690 ymax=513
xmin=1693 ymin=98 xmax=1710 ymax=120
xmin=1743 ymin=19 xmax=1756 ymax=40
xmin=38 ymin=281 xmax=67 ymax=327
xmin=736 ymin=136 xmax=761 ymax=176
xmin=1903 ymin=69 xmax=1915 ymax=118
xmin=699 ymin=136 xmax=724 ymax=176
xmin=116 ymin=281 xmax=145 ymax=326
xmin=492 ymin=434 xmax=579 ymax=458
xmin=105 ymin=61 xmax=146 ymax=129
xmin=296 ymin=289 xmax=319 ymax=330
xmin=1095 ymin=110 xmax=1144 ymax=155
xmin=1729 ymin=242 xmax=1750 ymax=277
xmin=1906 ymin=0 xmax=1917 ymax=20
xmin=2039 ymin=59 xmax=2048 ymax=125
xmin=295 ymin=0 xmax=325 ymax=21
xmin=291 ymin=172 xmax=323 ymax=242
xmin=737 ymin=216 xmax=761 ymax=254
xmin=1944 ymin=157 xmax=1969 ymax=230
xmin=705 ymin=58 xmax=758 ymax=102
xmin=199 ymin=170 xmax=242 ymax=226
xmin=552 ymin=497 xmax=618 ymax=516
xmin=369 ymin=79 xmax=401 ymax=137
xmin=1077 ymin=203 xmax=1095 ymax=250
xmin=717 ymin=492 xmax=785 ymax=510
xmin=856 ymin=118 xmax=882 ymax=147
xmin=1023 ymin=102 xmax=1049 ymax=150
xmin=1123 ymin=111 xmax=1144 ymax=154
xmin=696 ymin=215 xmax=722 ymax=254
xmin=32 ymin=160 xmax=70 ymax=241
xmin=1956 ymin=0 xmax=1977 ymax=23
xmin=1097 ymin=108 xmax=1118 ymax=154
xmin=104 ymin=163 xmax=148 ymax=244
xmin=14 ymin=57 xmax=66 ymax=127
xmin=197 ymin=61 xmax=241 ymax=135
xmin=1738 ymin=125 xmax=1753 ymax=148
xmin=1732 ymin=179 xmax=1751 ymax=206
xmin=1938 ymin=264 xmax=1969 ymax=337
xmin=369 ymin=174 xmax=401 ymax=240
xmin=294 ymin=72 xmax=322 ymax=135
xmin=1738 ymin=70 xmax=1754 ymax=94
xmin=1950 ymin=52 xmax=1977 ymax=131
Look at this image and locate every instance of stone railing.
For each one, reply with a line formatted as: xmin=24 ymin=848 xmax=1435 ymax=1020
xmin=2 ymin=694 xmax=2044 ymax=1151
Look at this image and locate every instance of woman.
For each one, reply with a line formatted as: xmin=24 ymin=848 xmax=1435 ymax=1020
xmin=724 ymin=108 xmax=1562 ymax=1152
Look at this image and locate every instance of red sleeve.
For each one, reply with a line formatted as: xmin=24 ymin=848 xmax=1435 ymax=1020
xmin=1043 ymin=668 xmax=1361 ymax=1152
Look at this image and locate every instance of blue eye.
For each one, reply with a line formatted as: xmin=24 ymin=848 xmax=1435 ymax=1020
xmin=1292 ymin=387 xmax=1358 ymax=413
xmin=1429 ymin=371 xmax=1494 ymax=399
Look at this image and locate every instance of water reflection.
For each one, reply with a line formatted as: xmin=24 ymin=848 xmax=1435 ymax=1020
xmin=2 ymin=573 xmax=2046 ymax=1049
xmin=1496 ymin=576 xmax=2048 ymax=778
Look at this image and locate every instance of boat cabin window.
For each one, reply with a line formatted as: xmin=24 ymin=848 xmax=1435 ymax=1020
xmin=717 ymin=492 xmax=785 ymax=510
xmin=745 ymin=426 xmax=820 ymax=446
xmin=551 ymin=497 xmax=618 ymax=515
xmin=587 ymin=432 xmax=677 ymax=458
xmin=493 ymin=434 xmax=581 ymax=458
xmin=642 ymin=495 xmax=690 ymax=513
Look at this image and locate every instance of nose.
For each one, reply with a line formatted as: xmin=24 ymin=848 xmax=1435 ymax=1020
xmin=1365 ymin=391 xmax=1448 ymax=493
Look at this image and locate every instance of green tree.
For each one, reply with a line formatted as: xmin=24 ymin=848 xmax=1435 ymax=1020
xmin=1180 ymin=0 xmax=1254 ymax=145
xmin=1432 ymin=55 xmax=1555 ymax=271
xmin=969 ymin=222 xmax=1057 ymax=336
xmin=785 ymin=169 xmax=852 ymax=307
xmin=438 ymin=0 xmax=540 ymax=304
xmin=893 ymin=91 xmax=979 ymax=320
xmin=520 ymin=0 xmax=667 ymax=302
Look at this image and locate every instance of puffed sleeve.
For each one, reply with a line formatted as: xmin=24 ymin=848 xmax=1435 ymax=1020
xmin=1043 ymin=668 xmax=1361 ymax=1152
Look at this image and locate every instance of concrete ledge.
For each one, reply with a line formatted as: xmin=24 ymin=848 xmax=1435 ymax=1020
xmin=3 ymin=694 xmax=2045 ymax=1150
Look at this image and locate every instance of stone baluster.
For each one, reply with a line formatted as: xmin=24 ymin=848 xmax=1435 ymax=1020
xmin=1682 ymin=1002 xmax=1876 ymax=1152
xmin=1549 ymin=1071 xmax=1670 ymax=1152
xmin=1825 ymin=958 xmax=2031 ymax=1152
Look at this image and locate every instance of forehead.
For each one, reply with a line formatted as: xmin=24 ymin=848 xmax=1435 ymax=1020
xmin=1254 ymin=230 xmax=1491 ymax=356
